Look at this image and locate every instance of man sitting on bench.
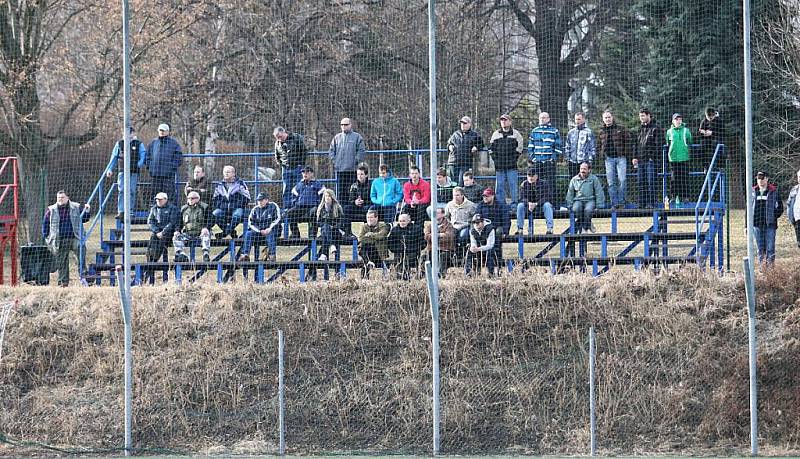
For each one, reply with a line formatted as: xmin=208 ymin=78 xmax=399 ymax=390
xmin=173 ymin=191 xmax=212 ymax=263
xmin=565 ymin=161 xmax=605 ymax=234
xmin=285 ymin=165 xmax=325 ymax=239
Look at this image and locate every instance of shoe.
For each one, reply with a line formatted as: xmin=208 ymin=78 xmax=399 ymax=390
xmin=202 ymin=252 xmax=210 ymax=262
xmin=174 ymin=253 xmax=189 ymax=263
xmin=546 ymin=229 xmax=553 ymax=235
xmin=238 ymin=254 xmax=250 ymax=262
xmin=115 ymin=212 xmax=124 ymax=220
xmin=366 ymin=261 xmax=375 ymax=270
xmin=215 ymin=231 xmax=227 ymax=239
xmin=229 ymin=229 xmax=238 ymax=239
xmin=330 ymin=247 xmax=338 ymax=259
xmin=59 ymin=282 xmax=69 ymax=288
xmin=289 ymin=231 xmax=301 ymax=239
xmin=515 ymin=229 xmax=523 ymax=236
xmin=589 ymin=223 xmax=597 ymax=233
xmin=80 ymin=278 xmax=89 ymax=287
xmin=266 ymin=254 xmax=277 ymax=262
xmin=318 ymin=254 xmax=327 ymax=261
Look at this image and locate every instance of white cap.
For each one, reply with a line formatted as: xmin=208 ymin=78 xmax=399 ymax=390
xmin=155 ymin=192 xmax=168 ymax=200
xmin=157 ymin=123 xmax=170 ymax=132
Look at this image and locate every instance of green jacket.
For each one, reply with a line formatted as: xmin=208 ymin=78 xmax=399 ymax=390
xmin=665 ymin=124 xmax=693 ymax=162
xmin=180 ymin=202 xmax=210 ymax=237
xmin=357 ymin=221 xmax=390 ymax=260
xmin=565 ymin=174 xmax=606 ymax=208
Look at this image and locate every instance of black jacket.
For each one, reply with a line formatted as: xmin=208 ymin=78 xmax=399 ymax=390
xmin=348 ymin=179 xmax=372 ymax=206
xmin=275 ymin=133 xmax=308 ymax=168
xmin=599 ymin=124 xmax=632 ymax=158
xmin=148 ymin=203 xmax=180 ymax=236
xmin=519 ymin=178 xmax=553 ymax=206
xmin=388 ymin=223 xmax=425 ymax=257
xmin=635 ymin=120 xmax=664 ymax=161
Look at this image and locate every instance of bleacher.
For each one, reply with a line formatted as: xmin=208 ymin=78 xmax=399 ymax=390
xmin=81 ymin=145 xmax=727 ymax=285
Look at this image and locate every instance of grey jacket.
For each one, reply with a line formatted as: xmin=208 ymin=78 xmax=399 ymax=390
xmin=329 ymin=131 xmax=366 ymax=172
xmin=45 ymin=201 xmax=86 ymax=254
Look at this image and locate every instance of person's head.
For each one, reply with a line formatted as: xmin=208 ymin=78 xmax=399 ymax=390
xmin=222 ymin=165 xmax=235 ymax=181
xmin=574 ymin=112 xmax=585 ymax=127
xmin=705 ymin=107 xmax=718 ymax=120
xmin=463 ymin=170 xmax=475 ymax=186
xmin=322 ymin=188 xmax=336 ymax=206
xmin=526 ymin=166 xmax=539 ymax=183
xmin=409 ymin=165 xmax=420 ymax=182
xmin=756 ymin=171 xmax=769 ymax=188
xmin=672 ymin=113 xmax=683 ymax=128
xmin=579 ymin=161 xmax=591 ymax=179
xmin=471 ymin=213 xmax=485 ymax=230
xmin=301 ymin=165 xmax=315 ymax=179
xmin=193 ymin=165 xmax=205 ymax=180
xmin=56 ymin=190 xmax=69 ymax=206
xmin=796 ymin=168 xmax=800 ymax=184
xmin=397 ymin=212 xmax=412 ymax=228
xmin=128 ymin=126 xmax=137 ymax=139
xmin=459 ymin=116 xmax=472 ymax=131
xmin=499 ymin=114 xmax=512 ymax=130
xmin=482 ymin=188 xmax=495 ymax=204
xmin=340 ymin=117 xmax=352 ymax=134
xmin=538 ymin=112 xmax=550 ymax=125
xmin=436 ymin=168 xmax=448 ymax=184
xmin=639 ymin=108 xmax=652 ymax=125
xmin=255 ymin=192 xmax=268 ymax=207
xmin=273 ymin=126 xmax=288 ymax=142
xmin=157 ymin=123 xmax=170 ymax=138
xmin=452 ymin=187 xmax=464 ymax=204
xmin=155 ymin=192 xmax=168 ymax=207
xmin=379 ymin=164 xmax=389 ymax=178
xmin=602 ymin=110 xmax=614 ymax=127
xmin=435 ymin=207 xmax=446 ymax=223
xmin=357 ymin=164 xmax=369 ymax=182
xmin=187 ymin=191 xmax=201 ymax=206
xmin=366 ymin=209 xmax=379 ymax=226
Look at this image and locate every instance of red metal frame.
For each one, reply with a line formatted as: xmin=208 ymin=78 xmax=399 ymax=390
xmin=0 ymin=157 xmax=19 ymax=285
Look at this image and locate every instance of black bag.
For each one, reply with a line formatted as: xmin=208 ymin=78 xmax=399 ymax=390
xmin=21 ymin=244 xmax=53 ymax=285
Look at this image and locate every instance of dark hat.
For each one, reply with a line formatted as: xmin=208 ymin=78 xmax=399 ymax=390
xmin=527 ymin=165 xmax=540 ymax=176
xmin=499 ymin=114 xmax=511 ymax=121
xmin=672 ymin=113 xmax=682 ymax=120
xmin=256 ymin=192 xmax=268 ymax=200
xmin=482 ymin=188 xmax=495 ymax=197
xmin=756 ymin=171 xmax=769 ymax=178
xmin=301 ymin=165 xmax=314 ymax=173
xmin=471 ymin=213 xmax=483 ymax=223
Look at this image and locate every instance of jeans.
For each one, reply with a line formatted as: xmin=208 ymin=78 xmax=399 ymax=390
xmin=373 ymin=205 xmax=397 ymax=225
xmin=448 ymin=164 xmax=468 ymax=186
xmin=753 ymin=226 xmax=776 ymax=265
xmin=116 ymin=172 xmax=140 ymax=213
xmin=795 ymin=221 xmax=800 ymax=248
xmin=516 ymin=202 xmax=554 ymax=232
xmin=282 ymin=166 xmax=302 ymax=208
xmin=212 ymin=208 xmax=246 ymax=235
xmin=605 ymin=156 xmax=627 ymax=207
xmin=319 ymin=223 xmax=345 ymax=258
xmin=465 ymin=248 xmax=499 ymax=276
xmin=495 ymin=169 xmax=519 ymax=206
xmin=636 ymin=159 xmax=658 ymax=209
xmin=241 ymin=230 xmax=278 ymax=257
xmin=572 ymin=200 xmax=596 ymax=232
xmin=343 ymin=204 xmax=369 ymax=234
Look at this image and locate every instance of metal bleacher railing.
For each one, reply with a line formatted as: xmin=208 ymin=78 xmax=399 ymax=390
xmin=77 ymin=144 xmax=727 ymax=284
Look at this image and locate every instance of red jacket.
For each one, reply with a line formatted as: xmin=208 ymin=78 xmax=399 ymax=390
xmin=403 ymin=178 xmax=431 ymax=205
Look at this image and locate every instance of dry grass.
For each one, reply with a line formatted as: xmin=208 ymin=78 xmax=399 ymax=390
xmin=0 ymin=264 xmax=799 ymax=456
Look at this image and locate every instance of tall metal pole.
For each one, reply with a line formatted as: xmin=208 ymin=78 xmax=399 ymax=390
xmin=425 ymin=261 xmax=441 ymax=455
xmin=278 ymin=329 xmax=285 ymax=456
xmin=589 ymin=326 xmax=596 ymax=456
xmin=742 ymin=0 xmax=758 ymax=456
xmin=121 ymin=0 xmax=133 ymax=455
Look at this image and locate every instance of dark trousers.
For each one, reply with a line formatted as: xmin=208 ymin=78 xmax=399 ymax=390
xmin=335 ymin=171 xmax=356 ymax=204
xmin=400 ymin=203 xmax=427 ymax=225
xmin=669 ymin=161 xmax=691 ymax=201
xmin=536 ymin=160 xmax=557 ymax=203
xmin=795 ymin=221 xmax=800 ymax=248
xmin=146 ymin=233 xmax=170 ymax=284
xmin=343 ymin=204 xmax=369 ymax=234
xmin=637 ymin=159 xmax=658 ymax=209
xmin=285 ymin=205 xmax=317 ymax=237
xmin=465 ymin=248 xmax=500 ymax=276
xmin=54 ymin=237 xmax=83 ymax=286
xmin=151 ymin=175 xmax=177 ymax=203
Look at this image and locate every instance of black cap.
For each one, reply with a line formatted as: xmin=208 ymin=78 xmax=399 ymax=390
xmin=301 ymin=165 xmax=314 ymax=173
xmin=756 ymin=171 xmax=768 ymax=178
xmin=471 ymin=214 xmax=483 ymax=223
xmin=527 ymin=165 xmax=540 ymax=176
xmin=256 ymin=192 xmax=268 ymax=200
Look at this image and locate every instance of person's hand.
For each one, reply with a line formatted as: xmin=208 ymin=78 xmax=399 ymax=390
xmin=156 ymin=231 xmax=163 ymax=239
xmin=448 ymin=145 xmax=455 ymax=153
xmin=84 ymin=203 xmax=91 ymax=212
xmin=632 ymin=158 xmax=639 ymax=167
xmin=471 ymin=146 xmax=478 ymax=153
xmin=173 ymin=231 xmax=181 ymax=238
xmin=262 ymin=228 xmax=270 ymax=236
xmin=355 ymin=197 xmax=364 ymax=206
xmin=412 ymin=195 xmax=420 ymax=205
xmin=528 ymin=202 xmax=536 ymax=212
xmin=469 ymin=246 xmax=479 ymax=253
xmin=106 ymin=170 xmax=113 ymax=179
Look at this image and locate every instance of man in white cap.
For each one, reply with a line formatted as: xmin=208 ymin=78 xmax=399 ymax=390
xmin=146 ymin=123 xmax=183 ymax=203
xmin=145 ymin=192 xmax=180 ymax=282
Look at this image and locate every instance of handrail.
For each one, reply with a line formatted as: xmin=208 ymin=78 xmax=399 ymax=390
xmin=693 ymin=143 xmax=726 ymax=263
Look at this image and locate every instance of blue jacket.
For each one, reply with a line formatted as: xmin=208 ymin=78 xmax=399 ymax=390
xmin=146 ymin=135 xmax=182 ymax=177
xmin=527 ymin=124 xmax=562 ymax=162
xmin=249 ymin=202 xmax=282 ymax=232
xmin=213 ymin=178 xmax=251 ymax=212
xmin=476 ymin=200 xmax=510 ymax=236
xmin=370 ymin=172 xmax=403 ymax=207
xmin=564 ymin=125 xmax=596 ymax=163
xmin=293 ymin=179 xmax=324 ymax=207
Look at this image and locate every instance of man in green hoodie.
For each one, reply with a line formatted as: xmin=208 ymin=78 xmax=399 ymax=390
xmin=665 ymin=113 xmax=694 ymax=204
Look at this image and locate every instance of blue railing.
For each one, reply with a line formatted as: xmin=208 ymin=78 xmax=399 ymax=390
xmin=694 ymin=144 xmax=726 ymax=271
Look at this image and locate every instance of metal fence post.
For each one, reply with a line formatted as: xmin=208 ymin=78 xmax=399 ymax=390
xmin=278 ymin=329 xmax=286 ymax=456
xmin=589 ymin=326 xmax=596 ymax=456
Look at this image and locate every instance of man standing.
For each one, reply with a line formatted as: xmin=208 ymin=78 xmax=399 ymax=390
xmin=633 ymin=109 xmax=664 ymax=209
xmin=489 ymin=114 xmax=525 ymax=207
xmin=563 ymin=112 xmax=596 ymax=187
xmin=172 ymin=191 xmax=212 ymax=263
xmin=212 ymin=165 xmax=251 ymax=239
xmin=447 ymin=116 xmax=485 ymax=185
xmin=146 ymin=123 xmax=183 ymax=202
xmin=698 ymin=108 xmax=724 ymax=167
xmin=274 ymin=126 xmax=308 ymax=208
xmin=665 ymin=113 xmax=694 ymax=204
xmin=329 ymin=117 xmax=365 ymax=202
xmin=106 ymin=126 xmax=147 ymax=219
xmin=42 ymin=191 xmax=91 ymax=287
xmin=527 ymin=112 xmax=562 ymax=200
xmin=598 ymin=110 xmax=631 ymax=209
xmin=566 ymin=162 xmax=605 ymax=233
xmin=751 ymin=171 xmax=783 ymax=267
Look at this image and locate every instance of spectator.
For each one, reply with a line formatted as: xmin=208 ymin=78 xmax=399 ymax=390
xmin=274 ymin=126 xmax=308 ymax=208
xmin=598 ymin=110 xmax=632 ymax=209
xmin=461 ymin=170 xmax=483 ymax=203
xmin=465 ymin=213 xmax=501 ymax=277
xmin=489 ymin=114 xmax=525 ymax=206
xmin=516 ymin=166 xmax=554 ymax=235
xmin=401 ymin=165 xmax=431 ymax=225
xmin=315 ymin=189 xmax=346 ymax=261
xmin=212 ymin=165 xmax=251 ymax=239
xmin=146 ymin=123 xmax=183 ymax=202
xmin=329 ymin=117 xmax=366 ymax=203
xmin=145 ymin=192 xmax=180 ymax=282
xmin=665 ymin=113 xmax=693 ymax=204
xmin=106 ymin=126 xmax=147 ymax=219
xmin=424 ymin=207 xmax=456 ymax=278
xmin=476 ymin=187 xmax=510 ymax=237
xmin=565 ymin=162 xmax=605 ymax=233
xmin=286 ymin=165 xmax=325 ymax=238
xmin=447 ymin=116 xmax=485 ymax=185
xmin=786 ymin=169 xmax=800 ymax=248
xmin=343 ymin=164 xmax=371 ymax=236
xmin=357 ymin=209 xmax=390 ymax=277
xmin=370 ymin=163 xmax=403 ymax=224
xmin=42 ymin=190 xmax=91 ymax=287
xmin=563 ymin=112 xmax=596 ymax=190
xmin=634 ymin=109 xmax=664 ymax=209
xmin=184 ymin=165 xmax=211 ymax=206
xmin=173 ymin=191 xmax=212 ymax=263
xmin=698 ymin=107 xmax=725 ymax=167
xmin=527 ymin=111 xmax=562 ymax=199
xmin=751 ymin=171 xmax=783 ymax=266
xmin=445 ymin=187 xmax=476 ymax=243
xmin=239 ymin=192 xmax=281 ymax=262
xmin=388 ymin=212 xmax=425 ymax=279
xmin=431 ymin=167 xmax=457 ymax=212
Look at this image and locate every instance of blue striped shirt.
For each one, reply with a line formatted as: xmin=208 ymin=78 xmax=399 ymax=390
xmin=527 ymin=124 xmax=563 ymax=162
